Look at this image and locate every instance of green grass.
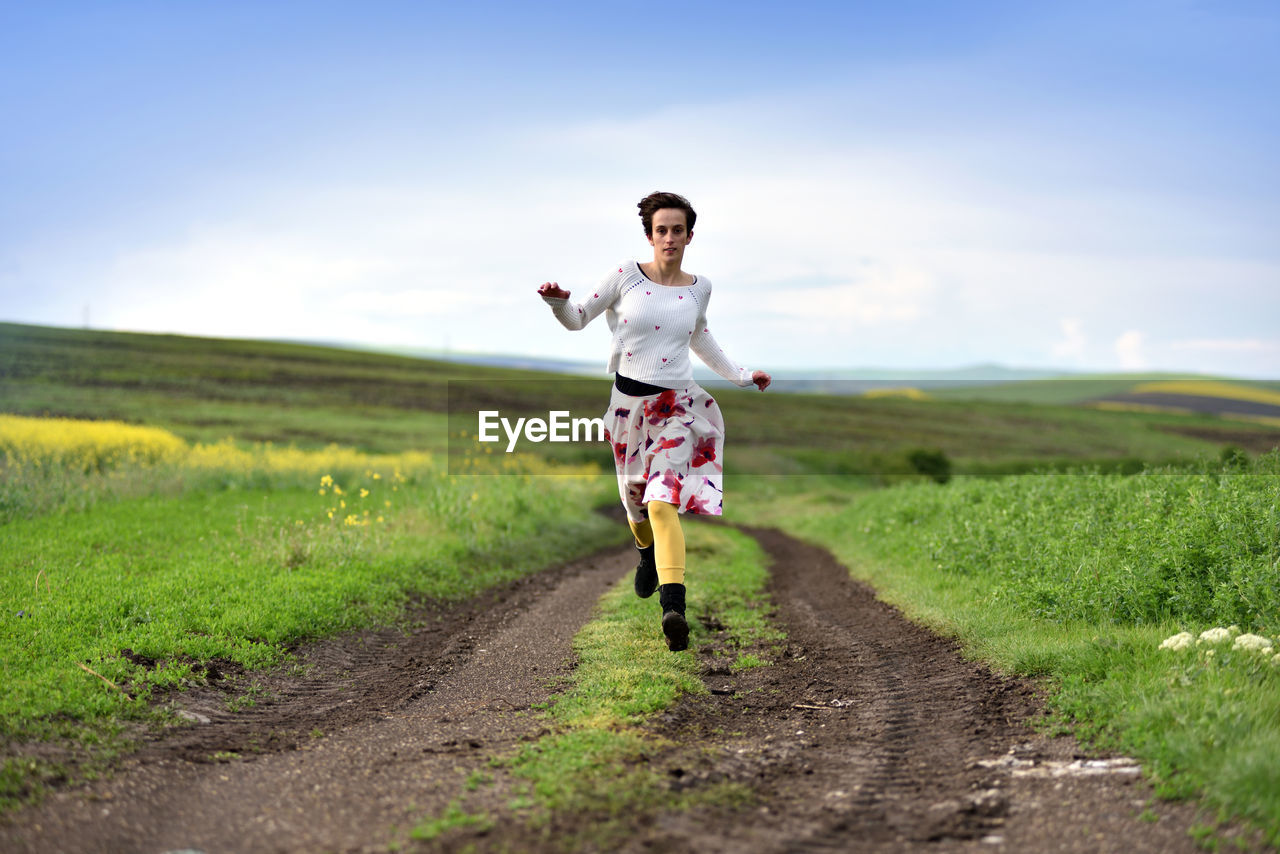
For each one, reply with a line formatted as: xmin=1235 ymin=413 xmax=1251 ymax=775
xmin=410 ymin=800 xmax=495 ymax=842
xmin=0 ymin=460 xmax=617 ymax=808
xmin=732 ymin=454 xmax=1280 ymax=845
xmin=410 ymin=522 xmax=778 ymax=850
xmin=6 ymin=319 xmax=1279 ymax=841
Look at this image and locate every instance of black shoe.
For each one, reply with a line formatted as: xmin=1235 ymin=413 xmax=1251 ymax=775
xmin=634 ymin=543 xmax=658 ymax=599
xmin=659 ymin=583 xmax=689 ymax=652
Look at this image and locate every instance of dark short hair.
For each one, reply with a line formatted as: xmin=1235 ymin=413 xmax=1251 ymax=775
xmin=637 ymin=192 xmax=696 ymax=237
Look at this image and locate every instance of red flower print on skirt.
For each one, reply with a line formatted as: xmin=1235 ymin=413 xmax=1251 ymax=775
xmin=655 ymin=435 xmax=686 ymax=452
xmin=650 ymin=469 xmax=683 ymax=507
xmin=603 ymin=380 xmax=726 ymax=523
xmin=644 ymin=389 xmax=685 ymax=425
xmin=691 ymin=435 xmax=717 ymax=468
xmin=684 ymin=490 xmax=717 ymax=515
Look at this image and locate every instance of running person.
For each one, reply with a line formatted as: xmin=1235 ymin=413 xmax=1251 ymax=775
xmin=536 ymin=191 xmax=771 ymax=651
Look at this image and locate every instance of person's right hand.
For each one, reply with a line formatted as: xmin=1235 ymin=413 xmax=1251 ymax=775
xmin=537 ymin=282 xmax=570 ymax=300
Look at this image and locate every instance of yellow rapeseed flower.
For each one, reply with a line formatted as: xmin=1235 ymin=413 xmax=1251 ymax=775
xmin=0 ymin=414 xmax=185 ymax=472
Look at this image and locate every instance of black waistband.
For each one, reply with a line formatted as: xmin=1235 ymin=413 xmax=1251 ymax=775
xmin=614 ymin=373 xmax=672 ymax=396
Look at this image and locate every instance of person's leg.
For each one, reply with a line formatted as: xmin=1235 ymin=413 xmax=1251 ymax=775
xmin=646 ymin=501 xmax=685 ymax=585
xmin=647 ymin=500 xmax=688 ymax=651
xmin=628 ymin=510 xmax=658 ymax=598
xmin=628 ymin=517 xmax=653 ymax=548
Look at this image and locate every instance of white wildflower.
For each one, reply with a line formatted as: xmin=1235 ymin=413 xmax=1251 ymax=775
xmin=1158 ymin=632 xmax=1194 ymax=651
xmin=1233 ymin=633 xmax=1274 ymax=653
xmin=1198 ymin=627 xmax=1232 ymax=644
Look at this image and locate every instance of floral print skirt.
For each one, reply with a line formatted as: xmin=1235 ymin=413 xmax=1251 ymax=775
xmin=602 ymin=382 xmax=725 ymax=523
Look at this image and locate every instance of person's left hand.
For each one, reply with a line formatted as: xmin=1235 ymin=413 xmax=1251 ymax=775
xmin=752 ymin=370 xmax=772 ymax=391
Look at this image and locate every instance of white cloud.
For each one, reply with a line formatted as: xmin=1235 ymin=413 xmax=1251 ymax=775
xmin=1170 ymin=338 xmax=1280 ymax=353
xmin=1051 ymin=317 xmax=1087 ymax=362
xmin=757 ymin=263 xmax=933 ymax=327
xmin=1115 ymin=329 xmax=1146 ymax=370
xmin=5 ymin=87 xmax=1277 ymax=377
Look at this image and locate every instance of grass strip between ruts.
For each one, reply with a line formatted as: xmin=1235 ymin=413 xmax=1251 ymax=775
xmin=731 ymin=462 xmax=1280 ymax=848
xmin=408 ymin=521 xmax=782 ymax=849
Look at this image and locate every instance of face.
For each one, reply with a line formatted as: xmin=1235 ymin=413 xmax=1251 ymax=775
xmin=647 ymin=208 xmax=693 ymax=263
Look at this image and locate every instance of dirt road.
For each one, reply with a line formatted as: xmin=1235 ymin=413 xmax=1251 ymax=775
xmin=1 ymin=527 xmax=1225 ymax=853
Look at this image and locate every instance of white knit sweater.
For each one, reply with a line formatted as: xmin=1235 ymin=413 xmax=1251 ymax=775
xmin=542 ymin=260 xmax=754 ymax=389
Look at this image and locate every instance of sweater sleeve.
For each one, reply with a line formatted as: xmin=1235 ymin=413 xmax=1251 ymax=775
xmin=541 ymin=266 xmax=624 ymax=331
xmin=690 ymin=287 xmax=754 ymax=388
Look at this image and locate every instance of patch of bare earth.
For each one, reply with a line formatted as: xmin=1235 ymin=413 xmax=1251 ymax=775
xmin=0 ymin=544 xmax=632 ymax=854
xmin=584 ymin=525 xmax=1234 ymax=853
xmin=1151 ymin=423 xmax=1280 ymax=455
xmin=2 ymin=527 xmax=1263 ymax=853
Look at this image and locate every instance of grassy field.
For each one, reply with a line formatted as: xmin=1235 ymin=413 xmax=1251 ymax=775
xmin=7 ymin=321 xmax=1278 ymax=477
xmin=732 ymin=458 xmax=1280 ymax=845
xmin=0 ymin=414 xmax=616 ymax=807
xmin=4 ymin=321 xmax=1280 ymax=842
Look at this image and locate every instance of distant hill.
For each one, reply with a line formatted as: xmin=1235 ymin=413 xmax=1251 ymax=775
xmin=9 ymin=320 xmax=1278 ymax=466
xmin=925 ymin=373 xmax=1280 ymax=407
xmin=305 ymin=341 xmax=1081 ymax=393
xmin=694 ymin=363 xmax=1077 ymax=394
xmin=285 ymin=340 xmax=1280 ymax=416
xmin=281 ymin=341 xmax=602 ymax=377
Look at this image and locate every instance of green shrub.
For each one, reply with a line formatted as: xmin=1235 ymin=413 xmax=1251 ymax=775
xmin=906 ymin=447 xmax=951 ymax=484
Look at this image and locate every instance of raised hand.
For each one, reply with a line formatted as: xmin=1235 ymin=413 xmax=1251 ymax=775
xmin=537 ymin=282 xmax=570 ymax=300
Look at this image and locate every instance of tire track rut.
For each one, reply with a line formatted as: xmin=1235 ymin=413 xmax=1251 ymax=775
xmin=1 ymin=526 xmax=1237 ymax=853
xmin=1 ymin=544 xmax=634 ymax=854
xmin=631 ymin=525 xmax=1213 ymax=853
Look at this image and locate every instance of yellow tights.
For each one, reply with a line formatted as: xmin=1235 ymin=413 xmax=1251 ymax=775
xmin=626 ymin=501 xmax=685 ymax=586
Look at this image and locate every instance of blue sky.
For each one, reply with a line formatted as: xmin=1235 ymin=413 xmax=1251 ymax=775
xmin=2 ymin=1 xmax=1277 ymax=377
